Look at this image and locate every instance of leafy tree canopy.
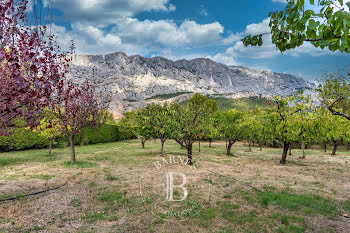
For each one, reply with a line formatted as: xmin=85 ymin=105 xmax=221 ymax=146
xmin=242 ymin=0 xmax=350 ymax=52
xmin=317 ymin=68 xmax=350 ymax=120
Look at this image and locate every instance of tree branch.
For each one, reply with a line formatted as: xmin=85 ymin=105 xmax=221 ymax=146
xmin=328 ymin=97 xmax=350 ymax=120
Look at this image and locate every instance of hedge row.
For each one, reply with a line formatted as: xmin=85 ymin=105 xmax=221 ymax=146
xmin=0 ymin=123 xmax=125 ymax=152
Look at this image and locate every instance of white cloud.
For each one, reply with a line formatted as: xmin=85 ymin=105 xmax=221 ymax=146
xmin=51 ymin=18 xmax=227 ymax=55
xmin=222 ymin=33 xmax=242 ymax=45
xmin=50 ymin=24 xmax=124 ymax=55
xmin=210 ymin=53 xmax=241 ymax=66
xmin=43 ymin=0 xmax=176 ymax=25
xmin=200 ymin=5 xmax=208 ymax=16
xmin=245 ymin=18 xmax=270 ymax=35
xmin=212 ymin=17 xmax=333 ymax=63
xmin=115 ymin=18 xmax=224 ymax=48
xmin=272 ymin=0 xmax=287 ymax=3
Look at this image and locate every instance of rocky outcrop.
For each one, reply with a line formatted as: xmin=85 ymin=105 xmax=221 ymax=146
xmin=68 ymin=52 xmax=315 ymax=118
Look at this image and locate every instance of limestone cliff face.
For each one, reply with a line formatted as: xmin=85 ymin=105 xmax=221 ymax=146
xmin=68 ymin=52 xmax=315 ymax=118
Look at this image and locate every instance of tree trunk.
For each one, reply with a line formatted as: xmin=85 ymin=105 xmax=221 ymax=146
xmin=198 ymin=141 xmax=201 ymax=152
xmin=280 ymin=142 xmax=290 ymax=164
xmin=324 ymin=142 xmax=327 ymax=152
xmin=347 ymin=143 xmax=350 ymax=151
xmin=141 ymin=138 xmax=146 ymax=149
xmin=225 ymin=140 xmax=228 ymax=150
xmin=209 ymin=140 xmax=212 ymax=148
xmin=331 ymin=141 xmax=338 ymax=155
xmin=248 ymin=141 xmax=252 ymax=152
xmin=49 ymin=139 xmax=53 ymax=155
xmin=259 ymin=142 xmax=263 ymax=151
xmin=300 ymin=142 xmax=306 ymax=159
xmin=69 ymin=135 xmax=76 ymax=164
xmin=226 ymin=141 xmax=234 ymax=156
xmin=187 ymin=144 xmax=193 ymax=165
xmin=288 ymin=145 xmax=292 ymax=156
xmin=160 ymin=138 xmax=166 ymax=156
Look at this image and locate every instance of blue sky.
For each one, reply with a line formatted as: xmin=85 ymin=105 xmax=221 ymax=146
xmin=30 ymin=0 xmax=350 ymax=82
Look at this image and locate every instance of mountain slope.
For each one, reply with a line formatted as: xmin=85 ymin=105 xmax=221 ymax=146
xmin=68 ymin=52 xmax=315 ymax=118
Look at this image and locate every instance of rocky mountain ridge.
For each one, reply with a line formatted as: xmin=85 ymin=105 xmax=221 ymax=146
xmin=68 ymin=52 xmax=315 ymax=118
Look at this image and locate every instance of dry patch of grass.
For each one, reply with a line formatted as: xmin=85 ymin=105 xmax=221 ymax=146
xmin=0 ymin=139 xmax=349 ymax=232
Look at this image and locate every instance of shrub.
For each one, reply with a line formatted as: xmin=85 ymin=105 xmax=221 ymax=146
xmin=0 ymin=128 xmax=48 ymax=151
xmin=80 ymin=123 xmax=120 ymax=145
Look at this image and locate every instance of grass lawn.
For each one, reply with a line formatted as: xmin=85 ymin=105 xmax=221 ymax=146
xmin=0 ymin=140 xmax=349 ymax=232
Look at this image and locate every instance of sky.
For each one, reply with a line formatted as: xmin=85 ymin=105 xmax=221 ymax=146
xmin=29 ymin=0 xmax=350 ymax=82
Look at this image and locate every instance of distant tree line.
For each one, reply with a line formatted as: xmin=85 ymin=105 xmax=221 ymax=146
xmin=119 ymin=70 xmax=350 ymax=165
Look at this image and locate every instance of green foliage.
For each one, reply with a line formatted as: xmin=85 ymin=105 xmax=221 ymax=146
xmin=268 ymin=95 xmax=314 ymax=145
xmin=171 ymin=94 xmax=218 ymax=142
xmin=170 ymin=93 xmax=219 ymax=161
xmin=80 ymin=123 xmax=120 ymax=145
xmin=200 ymin=111 xmax=220 ymax=143
xmin=242 ymin=0 xmax=350 ymax=53
xmin=134 ymin=103 xmax=174 ymax=140
xmin=35 ymin=110 xmax=62 ymax=141
xmin=316 ymin=108 xmax=350 ymax=144
xmin=317 ymin=69 xmax=350 ymax=120
xmin=240 ymin=110 xmax=262 ymax=145
xmin=0 ymin=127 xmax=48 ymax=151
xmin=146 ymin=92 xmax=193 ymax=100
xmin=218 ymin=109 xmax=245 ymax=142
xmin=0 ymin=112 xmax=120 ymax=152
xmin=214 ymin=96 xmax=270 ymax=111
xmin=117 ymin=111 xmax=138 ymax=140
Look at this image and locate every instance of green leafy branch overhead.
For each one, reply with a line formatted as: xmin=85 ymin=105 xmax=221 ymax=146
xmin=242 ymin=0 xmax=350 ymax=52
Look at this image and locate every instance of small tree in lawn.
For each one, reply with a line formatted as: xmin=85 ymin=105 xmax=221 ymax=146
xmin=268 ymin=95 xmax=312 ymax=164
xmin=328 ymin=116 xmax=348 ymax=155
xmin=135 ymin=106 xmax=157 ymax=149
xmin=35 ymin=110 xmax=62 ymax=155
xmin=138 ymin=103 xmax=173 ymax=155
xmin=52 ymin=80 xmax=106 ymax=163
xmin=0 ymin=0 xmax=69 ymax=135
xmin=118 ymin=111 xmax=138 ymax=140
xmin=201 ymin=112 xmax=220 ymax=148
xmin=255 ymin=108 xmax=275 ymax=151
xmin=218 ymin=109 xmax=244 ymax=156
xmin=317 ymin=108 xmax=348 ymax=155
xmin=170 ymin=94 xmax=218 ymax=165
xmin=240 ymin=110 xmax=263 ymax=152
xmin=294 ymin=107 xmax=318 ymax=159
